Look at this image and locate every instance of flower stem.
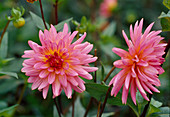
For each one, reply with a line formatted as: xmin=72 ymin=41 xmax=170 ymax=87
xmin=84 ymin=97 xmax=93 ymax=117
xmin=140 ymin=39 xmax=170 ymax=117
xmin=99 ymin=85 xmax=112 ymax=117
xmin=39 ymin=0 xmax=48 ymax=29
xmin=58 ymin=95 xmax=63 ymax=114
xmin=0 ymin=20 xmax=10 ymax=46
xmin=103 ymin=66 xmax=115 ymax=82
xmin=96 ymin=101 xmax=101 ymax=117
xmin=72 ymin=92 xmax=76 ymax=117
xmin=54 ymin=0 xmax=58 ymax=24
xmin=54 ymin=97 xmax=62 ymax=117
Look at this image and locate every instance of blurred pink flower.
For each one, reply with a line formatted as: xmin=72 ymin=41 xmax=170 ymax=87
xmin=22 ymin=24 xmax=98 ymax=99
xmin=109 ymin=19 xmax=166 ymax=104
xmin=100 ymin=0 xmax=117 ymax=18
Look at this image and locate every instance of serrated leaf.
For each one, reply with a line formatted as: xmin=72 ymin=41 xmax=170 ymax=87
xmin=0 ymin=32 xmax=8 ymax=59
xmin=0 ymin=104 xmax=18 ymax=117
xmin=158 ymin=11 xmax=170 ymax=31
xmin=29 ymin=11 xmax=50 ymax=30
xmin=85 ymin=83 xmax=139 ymax=117
xmin=163 ymin=0 xmax=170 ymax=9
xmin=54 ymin=17 xmax=73 ymax=31
xmin=102 ymin=21 xmax=116 ymax=37
xmin=0 ymin=71 xmax=18 ymax=79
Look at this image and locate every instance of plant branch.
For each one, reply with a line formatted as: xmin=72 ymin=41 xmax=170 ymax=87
xmin=54 ymin=97 xmax=62 ymax=117
xmin=0 ymin=20 xmax=10 ymax=46
xmin=58 ymin=95 xmax=63 ymax=114
xmin=103 ymin=66 xmax=115 ymax=83
xmin=140 ymin=39 xmax=170 ymax=117
xmin=84 ymin=97 xmax=93 ymax=117
xmin=39 ymin=0 xmax=48 ymax=29
xmin=96 ymin=101 xmax=101 ymax=117
xmin=99 ymin=85 xmax=112 ymax=117
xmin=72 ymin=92 xmax=76 ymax=117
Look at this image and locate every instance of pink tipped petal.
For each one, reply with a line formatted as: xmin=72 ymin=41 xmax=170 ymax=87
xmin=52 ymin=78 xmax=61 ymax=96
xmin=48 ymin=72 xmax=56 ymax=84
xmin=81 ymin=66 xmax=98 ymax=72
xmin=43 ymin=85 xmax=49 ymax=99
xmin=122 ymin=85 xmax=129 ymax=104
xmin=130 ymin=79 xmax=137 ymax=105
xmin=72 ymin=32 xmax=86 ymax=46
xmin=122 ymin=30 xmax=130 ymax=47
xmin=112 ymin=48 xmax=129 ymax=57
xmin=59 ymin=75 xmax=67 ymax=87
xmin=39 ymin=70 xmax=49 ymax=78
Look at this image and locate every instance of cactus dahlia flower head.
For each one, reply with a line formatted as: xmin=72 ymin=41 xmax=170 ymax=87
xmin=100 ymin=0 xmax=117 ymax=18
xmin=109 ymin=19 xmax=167 ymax=105
xmin=22 ymin=24 xmax=98 ymax=99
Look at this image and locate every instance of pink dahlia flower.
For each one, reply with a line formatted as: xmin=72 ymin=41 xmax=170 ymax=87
xmin=109 ymin=19 xmax=167 ymax=104
xmin=100 ymin=0 xmax=117 ymax=18
xmin=22 ymin=24 xmax=98 ymax=99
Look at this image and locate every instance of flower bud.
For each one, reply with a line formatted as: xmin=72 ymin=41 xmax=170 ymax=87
xmin=13 ymin=17 xmax=25 ymax=28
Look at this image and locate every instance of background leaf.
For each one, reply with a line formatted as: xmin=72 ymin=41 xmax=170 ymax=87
xmin=29 ymin=11 xmax=50 ymax=30
xmin=0 ymin=71 xmax=18 ymax=79
xmin=158 ymin=11 xmax=170 ymax=31
xmin=163 ymin=0 xmax=170 ymax=9
xmin=54 ymin=17 xmax=73 ymax=31
xmin=0 ymin=32 xmax=8 ymax=59
xmin=0 ymin=104 xmax=18 ymax=117
xmin=85 ymin=83 xmax=139 ymax=117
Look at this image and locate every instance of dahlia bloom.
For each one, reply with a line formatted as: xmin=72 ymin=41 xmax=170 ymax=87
xmin=100 ymin=0 xmax=117 ymax=18
xmin=22 ymin=24 xmax=98 ymax=99
xmin=109 ymin=19 xmax=167 ymax=104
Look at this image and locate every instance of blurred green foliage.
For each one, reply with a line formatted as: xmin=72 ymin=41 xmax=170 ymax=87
xmin=0 ymin=0 xmax=169 ymax=117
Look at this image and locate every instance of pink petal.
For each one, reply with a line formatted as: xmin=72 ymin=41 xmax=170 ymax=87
xmin=59 ymin=75 xmax=67 ymax=87
xmin=43 ymin=85 xmax=49 ymax=99
xmin=130 ymin=79 xmax=137 ymax=105
xmin=52 ymin=78 xmax=61 ymax=96
xmin=39 ymin=70 xmax=49 ymax=78
xmin=112 ymin=48 xmax=129 ymax=58
xmin=48 ymin=72 xmax=56 ymax=84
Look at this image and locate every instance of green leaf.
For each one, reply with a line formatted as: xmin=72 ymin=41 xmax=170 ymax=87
xmin=0 ymin=101 xmax=8 ymax=110
xmin=29 ymin=11 xmax=50 ymax=30
xmin=91 ymin=112 xmax=115 ymax=117
xmin=0 ymin=71 xmax=18 ymax=79
xmin=163 ymin=0 xmax=170 ymax=9
xmin=0 ymin=104 xmax=18 ymax=117
xmin=146 ymin=98 xmax=163 ymax=117
xmin=0 ymin=78 xmax=23 ymax=94
xmin=54 ymin=17 xmax=73 ymax=31
xmin=85 ymin=83 xmax=139 ymax=117
xmin=150 ymin=98 xmax=163 ymax=108
xmin=146 ymin=105 xmax=161 ymax=117
xmin=0 ymin=32 xmax=8 ymax=59
xmin=102 ymin=21 xmax=116 ymax=37
xmin=156 ymin=107 xmax=170 ymax=117
xmin=158 ymin=11 xmax=170 ymax=31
